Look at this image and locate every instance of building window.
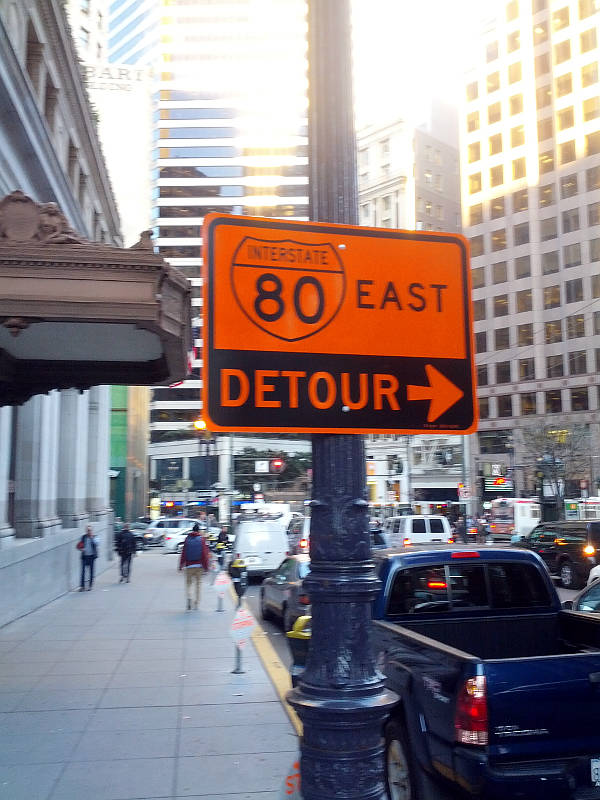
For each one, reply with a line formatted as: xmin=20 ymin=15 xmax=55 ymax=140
xmin=487 ymin=72 xmax=501 ymax=93
xmin=518 ymin=323 xmax=534 ymax=346
xmin=469 ymin=173 xmax=482 ymax=193
xmin=508 ymin=62 xmax=522 ymax=83
xmin=498 ymin=395 xmax=513 ymax=417
xmin=581 ymin=28 xmax=597 ymax=53
xmin=540 ymin=217 xmax=557 ymax=240
xmin=558 ymin=107 xmax=574 ymax=130
xmin=563 ymin=243 xmax=582 ymax=268
xmin=510 ymin=94 xmax=523 ymax=115
xmin=545 ymin=319 xmax=563 ymax=343
xmin=515 ymin=255 xmax=531 ymax=278
xmin=582 ymin=62 xmax=599 ymax=87
xmin=490 ymin=165 xmax=504 ymax=186
xmin=566 ymin=277 xmax=583 ymax=303
xmin=516 ymin=288 xmax=532 ymax=312
xmin=487 ymin=41 xmax=499 ymax=62
xmin=536 ymin=85 xmax=552 ymax=109
xmin=514 ymin=221 xmax=529 ymax=245
xmin=513 ymin=188 xmax=528 ymax=212
xmin=494 ymin=294 xmax=509 ymax=316
xmin=535 ymin=53 xmax=550 ymax=76
xmin=488 ymin=103 xmax=502 ymax=124
xmin=467 ymin=111 xmax=480 ymax=132
xmin=519 ymin=358 xmax=535 ymax=380
xmin=546 ymin=390 xmax=562 ymax=414
xmin=479 ymin=397 xmax=490 ymax=420
xmin=538 ymin=117 xmax=553 ymax=141
xmin=556 ymin=73 xmax=572 ymax=97
xmin=495 ymin=328 xmax=510 ymax=349
xmin=507 ymin=0 xmax=519 ymax=20
xmin=521 ymin=393 xmax=537 ymax=415
xmin=471 ymin=235 xmax=484 ymax=257
xmin=469 ymin=204 xmax=483 ymax=225
xmin=554 ymin=39 xmax=571 ymax=63
xmin=562 ymin=207 xmax=580 ymax=233
xmin=466 ymin=81 xmax=479 ymax=101
xmin=539 ymin=151 xmax=554 ymax=174
xmin=588 ymin=166 xmax=600 ymax=191
xmin=542 ymin=251 xmax=559 ymax=274
xmin=473 ymin=299 xmax=486 ymax=320
xmin=589 ymin=202 xmax=600 ymax=226
xmin=491 ymin=196 xmax=505 ymax=218
xmin=491 ymin=229 xmax=507 ymax=250
xmin=584 ymin=97 xmax=600 ymax=122
xmin=569 ymin=350 xmax=587 ymax=375
xmin=595 ymin=311 xmax=600 ymax=334
xmin=539 ymin=184 xmax=555 ymax=209
xmin=544 ymin=285 xmax=561 ymax=309
xmin=547 ymin=354 xmax=564 ymax=377
xmin=566 ymin=314 xmax=585 ymax=338
xmin=511 ymin=125 xmax=525 ymax=147
xmin=579 ymin=0 xmax=599 ymax=19
xmin=496 ymin=361 xmax=512 ymax=383
xmin=592 ymin=239 xmax=600 ymax=262
xmin=586 ymin=132 xmax=600 ymax=156
xmin=489 ymin=133 xmax=503 ymax=155
xmin=560 ymin=140 xmax=576 ymax=164
xmin=493 ymin=261 xmax=508 ymax=283
xmin=477 ymin=365 xmax=488 ymax=386
xmin=476 ymin=331 xmax=487 ymax=353
xmin=468 ymin=142 xmax=481 ymax=163
xmin=560 ymin=173 xmax=578 ymax=198
xmin=596 ymin=349 xmax=600 ymax=372
xmin=571 ymin=388 xmax=589 ymax=411
xmin=472 ymin=266 xmax=485 ymax=288
xmin=512 ymin=158 xmax=526 ymax=180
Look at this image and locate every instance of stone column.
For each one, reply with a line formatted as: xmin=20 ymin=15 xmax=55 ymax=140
xmin=86 ymin=386 xmax=111 ymax=520
xmin=14 ymin=393 xmax=62 ymax=537
xmin=0 ymin=407 xmax=15 ymax=543
xmin=56 ymin=389 xmax=89 ymax=528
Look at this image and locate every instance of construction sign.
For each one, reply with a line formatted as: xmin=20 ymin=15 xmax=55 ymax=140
xmin=229 ymin=607 xmax=255 ymax=649
xmin=203 ymin=214 xmax=477 ymax=435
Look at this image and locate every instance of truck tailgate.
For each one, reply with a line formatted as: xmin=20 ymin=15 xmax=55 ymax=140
xmin=486 ymin=652 xmax=600 ymax=760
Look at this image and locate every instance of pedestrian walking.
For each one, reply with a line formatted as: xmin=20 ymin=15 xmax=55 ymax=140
xmin=455 ymin=515 xmax=467 ymax=543
xmin=77 ymin=525 xmax=97 ymax=591
xmin=179 ymin=522 xmax=210 ymax=610
xmin=116 ymin=524 xmax=136 ymax=583
xmin=216 ymin=526 xmax=229 ymax=569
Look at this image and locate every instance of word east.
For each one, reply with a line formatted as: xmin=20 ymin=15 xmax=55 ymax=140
xmin=356 ymin=280 xmax=448 ymax=312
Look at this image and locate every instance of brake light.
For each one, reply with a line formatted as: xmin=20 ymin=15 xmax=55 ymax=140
xmin=427 ymin=580 xmax=447 ymax=589
xmin=299 ymin=538 xmax=308 ymax=549
xmin=165 ymin=536 xmax=171 ymax=540
xmin=555 ymin=538 xmax=566 ymax=545
xmin=584 ymin=545 xmax=596 ymax=556
xmin=403 ymin=538 xmax=412 ymax=546
xmin=455 ymin=676 xmax=488 ymax=745
xmin=447 ymin=537 xmax=454 ymax=544
xmin=298 ymin=593 xmax=310 ymax=605
xmin=451 ymin=551 xmax=480 ymax=558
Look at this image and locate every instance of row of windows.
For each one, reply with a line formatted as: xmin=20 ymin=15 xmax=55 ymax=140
xmin=470 ymin=209 xmax=600 ymax=256
xmin=475 ymin=313 xmax=588 ymax=353
xmin=473 ymin=276 xmax=595 ymax=320
xmin=477 ymin=349 xmax=595 ymax=384
xmin=479 ymin=386 xmax=593 ymax=419
xmin=468 ymin=133 xmax=600 ymax=193
xmin=468 ymin=166 xmax=600 ymax=225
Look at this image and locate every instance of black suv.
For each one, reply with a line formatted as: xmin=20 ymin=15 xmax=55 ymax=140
xmin=514 ymin=520 xmax=600 ymax=589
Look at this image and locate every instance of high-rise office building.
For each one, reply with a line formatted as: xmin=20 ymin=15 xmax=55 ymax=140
xmin=461 ymin=0 xmax=600 ymax=501
xmin=107 ymin=0 xmax=310 ymax=509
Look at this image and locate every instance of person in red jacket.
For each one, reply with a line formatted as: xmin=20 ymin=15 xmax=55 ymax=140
xmin=178 ymin=523 xmax=210 ymax=611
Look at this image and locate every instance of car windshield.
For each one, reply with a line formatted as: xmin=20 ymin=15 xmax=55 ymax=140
xmin=298 ymin=562 xmax=311 ymax=579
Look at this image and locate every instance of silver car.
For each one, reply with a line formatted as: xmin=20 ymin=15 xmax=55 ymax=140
xmin=260 ymin=554 xmax=311 ymax=631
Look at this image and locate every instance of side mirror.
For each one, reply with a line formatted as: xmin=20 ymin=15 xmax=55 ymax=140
xmin=562 ymin=600 xmax=574 ymax=610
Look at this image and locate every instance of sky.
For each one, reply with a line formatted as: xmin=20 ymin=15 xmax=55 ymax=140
xmin=352 ymin=0 xmax=499 ymax=128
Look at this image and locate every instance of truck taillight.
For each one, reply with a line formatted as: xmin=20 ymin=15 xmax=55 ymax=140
xmin=298 ymin=593 xmax=310 ymax=605
xmin=584 ymin=545 xmax=596 ymax=556
xmin=403 ymin=538 xmax=412 ymax=546
xmin=454 ymin=676 xmax=488 ymax=746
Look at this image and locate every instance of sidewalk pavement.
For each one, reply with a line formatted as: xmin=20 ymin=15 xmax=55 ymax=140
xmin=0 ymin=550 xmax=299 ymax=800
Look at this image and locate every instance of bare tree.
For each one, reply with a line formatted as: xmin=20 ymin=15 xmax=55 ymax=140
xmin=518 ymin=423 xmax=591 ymax=519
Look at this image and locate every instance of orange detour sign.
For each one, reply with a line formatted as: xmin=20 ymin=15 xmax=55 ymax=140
xmin=203 ymin=214 xmax=477 ymax=435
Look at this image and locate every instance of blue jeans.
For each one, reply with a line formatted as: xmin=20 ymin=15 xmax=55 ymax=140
xmin=80 ymin=555 xmax=95 ymax=588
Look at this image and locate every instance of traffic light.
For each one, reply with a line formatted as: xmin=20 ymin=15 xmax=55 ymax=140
xmin=270 ymin=457 xmax=285 ymax=473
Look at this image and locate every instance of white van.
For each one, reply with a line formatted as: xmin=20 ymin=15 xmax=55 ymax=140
xmin=384 ymin=515 xmax=453 ymax=548
xmin=233 ymin=517 xmax=290 ymax=576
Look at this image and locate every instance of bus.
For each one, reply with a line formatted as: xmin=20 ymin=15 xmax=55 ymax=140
xmin=489 ymin=497 xmax=541 ymax=541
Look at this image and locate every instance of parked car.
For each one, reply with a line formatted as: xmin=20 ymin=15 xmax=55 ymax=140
xmin=286 ymin=515 xmax=310 ymax=554
xmin=588 ymin=563 xmax=600 ymax=584
xmin=565 ymin=578 xmax=600 ymax=612
xmin=144 ymin=517 xmax=199 ymax=549
xmin=260 ymin=554 xmax=311 ymax=631
xmin=162 ymin=522 xmax=204 ymax=554
xmin=233 ymin=515 xmax=290 ymax=577
xmin=383 ymin=514 xmax=453 ymax=547
xmin=513 ymin=519 xmax=600 ymax=588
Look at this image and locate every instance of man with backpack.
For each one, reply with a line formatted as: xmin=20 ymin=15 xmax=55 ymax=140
xmin=116 ymin=524 xmax=137 ymax=583
xmin=178 ymin=523 xmax=210 ymax=611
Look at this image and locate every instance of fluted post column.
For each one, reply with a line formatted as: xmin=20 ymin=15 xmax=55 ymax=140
xmin=56 ymin=389 xmax=89 ymax=529
xmin=86 ymin=386 xmax=111 ymax=521
xmin=0 ymin=407 xmax=15 ymax=544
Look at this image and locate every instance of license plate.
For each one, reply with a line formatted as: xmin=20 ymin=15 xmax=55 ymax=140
xmin=591 ymin=757 xmax=600 ymax=786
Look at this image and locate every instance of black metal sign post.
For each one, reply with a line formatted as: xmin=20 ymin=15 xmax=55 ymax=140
xmin=286 ymin=2 xmax=398 ymax=797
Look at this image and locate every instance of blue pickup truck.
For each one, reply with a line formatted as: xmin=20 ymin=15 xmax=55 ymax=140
xmin=288 ymin=546 xmax=600 ymax=799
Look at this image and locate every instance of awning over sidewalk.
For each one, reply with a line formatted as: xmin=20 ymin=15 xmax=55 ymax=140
xmin=0 ymin=191 xmax=192 ymax=404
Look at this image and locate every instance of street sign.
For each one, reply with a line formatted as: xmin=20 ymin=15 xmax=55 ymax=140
xmin=229 ymin=607 xmax=256 ymax=649
xmin=203 ymin=214 xmax=477 ymax=435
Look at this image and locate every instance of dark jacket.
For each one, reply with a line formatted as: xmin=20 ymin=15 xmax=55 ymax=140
xmin=78 ymin=534 xmax=98 ymax=559
xmin=179 ymin=532 xmax=210 ymax=570
xmin=117 ymin=529 xmax=136 ymax=557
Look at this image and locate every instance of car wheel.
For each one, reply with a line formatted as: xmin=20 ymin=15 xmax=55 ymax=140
xmin=176 ymin=543 xmax=184 ymax=554
xmin=560 ymin=560 xmax=584 ymax=590
xmin=260 ymin=591 xmax=273 ymax=621
xmin=385 ymin=720 xmax=416 ymax=800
